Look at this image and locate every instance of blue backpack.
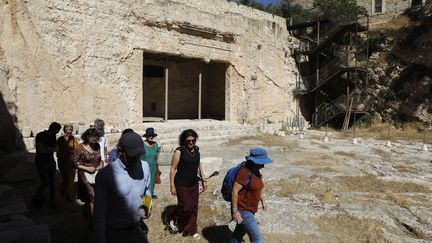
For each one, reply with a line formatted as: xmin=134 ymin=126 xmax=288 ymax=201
xmin=221 ymin=162 xmax=252 ymax=202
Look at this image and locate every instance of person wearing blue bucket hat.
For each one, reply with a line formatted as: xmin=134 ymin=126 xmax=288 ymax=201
xmin=231 ymin=148 xmax=272 ymax=243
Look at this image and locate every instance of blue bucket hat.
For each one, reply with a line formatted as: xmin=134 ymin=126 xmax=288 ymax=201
xmin=245 ymin=148 xmax=272 ymax=165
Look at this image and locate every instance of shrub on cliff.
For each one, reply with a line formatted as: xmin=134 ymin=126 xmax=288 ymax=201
xmin=313 ymin=0 xmax=367 ymax=22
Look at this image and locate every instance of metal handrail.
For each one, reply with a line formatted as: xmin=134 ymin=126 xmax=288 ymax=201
xmin=294 ymin=14 xmax=368 ymax=51
xmin=313 ymin=95 xmax=346 ymax=126
xmin=313 ymin=93 xmax=367 ymax=126
xmin=301 ymin=57 xmax=348 ymax=91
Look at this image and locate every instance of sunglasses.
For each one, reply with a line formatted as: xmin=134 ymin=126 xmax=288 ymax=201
xmin=186 ymin=139 xmax=196 ymax=144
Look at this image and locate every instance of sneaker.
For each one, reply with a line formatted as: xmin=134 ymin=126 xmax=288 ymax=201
xmin=151 ymin=195 xmax=158 ymax=199
xmin=169 ymin=220 xmax=178 ymax=233
xmin=192 ymin=233 xmax=201 ymax=240
xmin=75 ymin=199 xmax=85 ymax=206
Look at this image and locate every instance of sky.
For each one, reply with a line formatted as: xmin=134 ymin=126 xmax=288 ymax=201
xmin=257 ymin=0 xmax=280 ymax=5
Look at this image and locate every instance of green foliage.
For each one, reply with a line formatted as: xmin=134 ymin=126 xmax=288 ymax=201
xmin=292 ymin=87 xmax=302 ymax=98
xmin=356 ymin=113 xmax=374 ymax=128
xmin=276 ymin=0 xmax=310 ymax=24
xmin=233 ymin=0 xmax=308 ymax=23
xmin=313 ymin=0 xmax=368 ymax=21
xmin=232 ymin=0 xmax=265 ymax=11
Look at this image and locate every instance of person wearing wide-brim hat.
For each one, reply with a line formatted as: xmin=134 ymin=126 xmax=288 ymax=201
xmin=231 ymin=148 xmax=272 ymax=243
xmin=140 ymin=127 xmax=161 ymax=199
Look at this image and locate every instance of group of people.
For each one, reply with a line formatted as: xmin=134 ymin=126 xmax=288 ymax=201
xmin=32 ymin=120 xmax=272 ymax=243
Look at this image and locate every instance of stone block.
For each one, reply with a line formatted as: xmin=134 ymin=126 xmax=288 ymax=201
xmin=23 ymin=137 xmax=35 ymax=151
xmin=104 ymin=125 xmax=113 ymax=134
xmin=19 ymin=127 xmax=32 ymax=138
xmin=0 ymin=185 xmax=17 ymax=200
xmin=77 ymin=124 xmax=89 ymax=135
xmin=0 ymin=152 xmax=37 ymax=183
xmin=22 ymin=224 xmax=51 ymax=243
xmin=0 ymin=215 xmax=34 ymax=231
xmin=0 ymin=224 xmax=50 ymax=243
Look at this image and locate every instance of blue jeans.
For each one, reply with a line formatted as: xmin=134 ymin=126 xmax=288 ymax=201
xmin=230 ymin=210 xmax=263 ymax=243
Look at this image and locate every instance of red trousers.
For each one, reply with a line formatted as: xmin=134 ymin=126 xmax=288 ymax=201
xmin=169 ymin=183 xmax=199 ymax=235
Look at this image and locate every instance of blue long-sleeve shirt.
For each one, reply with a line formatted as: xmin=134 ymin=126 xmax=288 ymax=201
xmin=94 ymin=158 xmax=151 ymax=243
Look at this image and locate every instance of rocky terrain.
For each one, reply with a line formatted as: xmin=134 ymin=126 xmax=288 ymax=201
xmin=363 ymin=2 xmax=432 ymax=123
xmin=1 ymin=131 xmax=431 ymax=242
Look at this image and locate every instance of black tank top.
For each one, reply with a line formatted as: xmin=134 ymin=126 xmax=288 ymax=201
xmin=174 ymin=146 xmax=200 ymax=187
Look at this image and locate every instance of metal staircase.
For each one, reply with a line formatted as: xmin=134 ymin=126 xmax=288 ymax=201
xmin=289 ymin=11 xmax=370 ymax=128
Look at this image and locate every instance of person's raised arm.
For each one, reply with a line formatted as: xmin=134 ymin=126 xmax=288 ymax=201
xmin=170 ymin=150 xmax=180 ymax=196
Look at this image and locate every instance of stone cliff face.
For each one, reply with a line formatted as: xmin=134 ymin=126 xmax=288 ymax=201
xmin=0 ymin=0 xmax=298 ymax=137
xmin=363 ymin=5 xmax=432 ymax=123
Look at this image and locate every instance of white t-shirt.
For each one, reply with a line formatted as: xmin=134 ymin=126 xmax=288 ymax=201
xmin=98 ymin=134 xmax=108 ymax=161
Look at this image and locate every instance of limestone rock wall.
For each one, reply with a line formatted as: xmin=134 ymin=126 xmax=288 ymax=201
xmin=0 ymin=0 xmax=298 ymax=136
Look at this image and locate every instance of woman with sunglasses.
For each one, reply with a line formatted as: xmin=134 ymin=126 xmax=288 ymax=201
xmin=167 ymin=129 xmax=207 ymax=240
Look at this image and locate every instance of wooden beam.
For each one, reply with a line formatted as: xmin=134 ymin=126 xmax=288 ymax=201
xmin=164 ymin=66 xmax=169 ymax=121
xmin=198 ymin=71 xmax=202 ymax=120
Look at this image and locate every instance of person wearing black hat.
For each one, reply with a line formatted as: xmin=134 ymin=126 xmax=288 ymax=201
xmin=231 ymin=148 xmax=272 ymax=243
xmin=94 ymin=130 xmax=151 ymax=243
xmin=140 ymin=127 xmax=161 ymax=199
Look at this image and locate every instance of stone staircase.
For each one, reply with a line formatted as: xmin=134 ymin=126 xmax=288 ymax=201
xmin=108 ymin=119 xmax=258 ymax=152
xmin=133 ymin=119 xmax=257 ymax=150
xmin=104 ymin=119 xmax=257 ymax=165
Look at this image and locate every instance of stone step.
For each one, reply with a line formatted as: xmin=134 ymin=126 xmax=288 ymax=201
xmin=157 ymin=132 xmax=256 ymax=150
xmin=25 ymin=120 xmax=258 ymax=152
xmin=108 ymin=120 xmax=257 ymax=148
xmin=131 ymin=120 xmax=254 ymax=134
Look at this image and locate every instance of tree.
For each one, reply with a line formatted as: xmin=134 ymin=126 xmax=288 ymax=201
xmin=313 ymin=0 xmax=367 ymax=21
xmin=231 ymin=0 xmax=266 ymax=11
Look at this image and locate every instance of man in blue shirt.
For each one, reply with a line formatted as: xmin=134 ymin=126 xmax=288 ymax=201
xmin=94 ymin=130 xmax=151 ymax=243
